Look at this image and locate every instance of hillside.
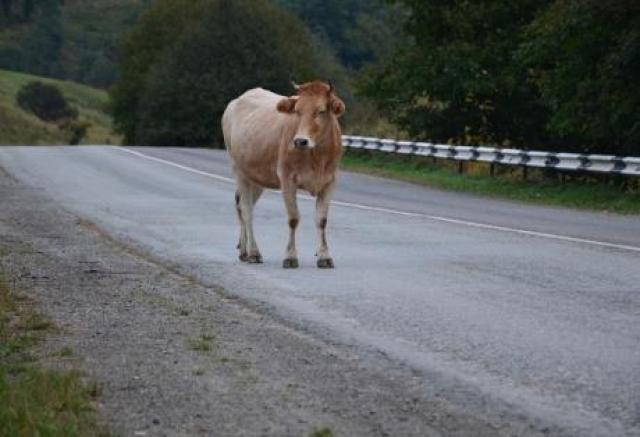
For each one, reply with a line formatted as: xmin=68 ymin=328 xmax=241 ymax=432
xmin=0 ymin=69 xmax=118 ymax=145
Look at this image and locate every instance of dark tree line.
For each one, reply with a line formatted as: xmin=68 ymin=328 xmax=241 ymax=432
xmin=0 ymin=0 xmax=148 ymax=87
xmin=360 ymin=0 xmax=640 ymax=155
xmin=110 ymin=0 xmax=336 ymax=147
xmin=276 ymin=0 xmax=403 ymax=70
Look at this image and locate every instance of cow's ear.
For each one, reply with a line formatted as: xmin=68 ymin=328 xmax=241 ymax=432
xmin=330 ymin=96 xmax=345 ymax=118
xmin=277 ymin=97 xmax=297 ymax=114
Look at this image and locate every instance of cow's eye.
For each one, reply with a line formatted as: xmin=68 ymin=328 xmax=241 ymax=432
xmin=316 ymin=110 xmax=327 ymax=117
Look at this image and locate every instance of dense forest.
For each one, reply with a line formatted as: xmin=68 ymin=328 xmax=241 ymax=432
xmin=1 ymin=0 xmax=638 ymax=155
xmin=0 ymin=0 xmax=150 ymax=86
xmin=361 ymin=0 xmax=640 ymax=155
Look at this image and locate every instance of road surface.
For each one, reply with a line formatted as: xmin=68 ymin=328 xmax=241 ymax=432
xmin=1 ymin=146 xmax=639 ymax=436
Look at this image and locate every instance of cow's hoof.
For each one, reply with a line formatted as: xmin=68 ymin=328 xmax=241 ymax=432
xmin=246 ymin=254 xmax=263 ymax=264
xmin=239 ymin=253 xmax=249 ymax=262
xmin=282 ymin=258 xmax=299 ymax=269
xmin=317 ymin=258 xmax=334 ymax=269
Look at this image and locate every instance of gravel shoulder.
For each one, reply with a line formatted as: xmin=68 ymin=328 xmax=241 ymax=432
xmin=0 ymin=166 xmax=550 ymax=436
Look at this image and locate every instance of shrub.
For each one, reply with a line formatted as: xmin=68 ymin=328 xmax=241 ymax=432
xmin=16 ymin=81 xmax=77 ymax=122
xmin=64 ymin=120 xmax=91 ymax=145
xmin=111 ymin=0 xmax=334 ymax=147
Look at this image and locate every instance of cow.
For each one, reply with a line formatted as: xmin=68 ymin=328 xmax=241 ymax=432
xmin=222 ymin=81 xmax=345 ymax=269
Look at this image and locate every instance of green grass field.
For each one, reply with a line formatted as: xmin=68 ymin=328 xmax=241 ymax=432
xmin=0 ymin=69 xmax=119 ymax=145
xmin=341 ymin=150 xmax=640 ymax=214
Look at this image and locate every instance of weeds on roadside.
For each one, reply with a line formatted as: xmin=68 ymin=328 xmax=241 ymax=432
xmin=188 ymin=333 xmax=216 ymax=353
xmin=0 ymin=272 xmax=106 ymax=436
xmin=341 ymin=150 xmax=640 ymax=214
xmin=310 ymin=426 xmax=334 ymax=437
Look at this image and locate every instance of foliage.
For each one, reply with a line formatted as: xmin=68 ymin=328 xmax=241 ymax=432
xmin=0 ymin=0 xmax=149 ymax=87
xmin=360 ymin=0 xmax=640 ymax=155
xmin=111 ymin=0 xmax=331 ymax=147
xmin=60 ymin=0 xmax=150 ymax=87
xmin=342 ymin=150 xmax=640 ymax=214
xmin=64 ymin=120 xmax=90 ymax=145
xmin=360 ymin=0 xmax=550 ymax=147
xmin=20 ymin=0 xmax=64 ymax=78
xmin=276 ymin=0 xmax=403 ymax=69
xmin=109 ymin=0 xmax=206 ymax=144
xmin=16 ymin=81 xmax=76 ymax=122
xmin=519 ymin=0 xmax=640 ymax=155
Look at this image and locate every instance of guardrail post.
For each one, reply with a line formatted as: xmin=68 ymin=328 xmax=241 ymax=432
xmin=490 ymin=163 xmax=496 ymax=177
xmin=522 ymin=166 xmax=528 ymax=181
xmin=458 ymin=161 xmax=464 ymax=174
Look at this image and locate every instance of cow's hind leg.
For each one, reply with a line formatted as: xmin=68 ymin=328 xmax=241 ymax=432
xmin=237 ymin=179 xmax=263 ymax=263
xmin=235 ymin=190 xmax=248 ymax=261
xmin=282 ymin=183 xmax=299 ymax=268
xmin=315 ymin=182 xmax=335 ymax=268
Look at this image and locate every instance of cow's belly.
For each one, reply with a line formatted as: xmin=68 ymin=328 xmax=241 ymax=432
xmin=233 ymin=159 xmax=281 ymax=189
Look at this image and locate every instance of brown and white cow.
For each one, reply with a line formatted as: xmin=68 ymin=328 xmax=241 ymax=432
xmin=222 ymin=81 xmax=345 ymax=268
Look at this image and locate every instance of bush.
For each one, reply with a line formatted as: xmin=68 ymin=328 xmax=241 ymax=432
xmin=519 ymin=0 xmax=640 ymax=155
xmin=16 ymin=81 xmax=77 ymax=122
xmin=64 ymin=120 xmax=91 ymax=145
xmin=360 ymin=0 xmax=640 ymax=156
xmin=111 ymin=0 xmax=334 ymax=147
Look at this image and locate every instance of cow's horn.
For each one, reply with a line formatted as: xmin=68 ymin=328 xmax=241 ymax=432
xmin=327 ymin=80 xmax=334 ymax=94
xmin=291 ymin=81 xmax=300 ymax=91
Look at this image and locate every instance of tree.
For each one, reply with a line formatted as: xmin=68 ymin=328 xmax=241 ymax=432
xmin=16 ymin=81 xmax=77 ymax=122
xmin=519 ymin=0 xmax=640 ymax=155
xmin=20 ymin=0 xmax=63 ymax=77
xmin=0 ymin=0 xmax=149 ymax=86
xmin=360 ymin=0 xmax=550 ymax=146
xmin=109 ymin=0 xmax=214 ymax=144
xmin=277 ymin=0 xmax=400 ymax=69
xmin=111 ymin=0 xmax=330 ymax=147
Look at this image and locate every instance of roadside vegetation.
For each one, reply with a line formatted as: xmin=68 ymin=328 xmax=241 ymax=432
xmin=0 ymin=272 xmax=106 ymax=436
xmin=342 ymin=150 xmax=640 ymax=214
xmin=360 ymin=0 xmax=639 ymax=157
xmin=0 ymin=69 xmax=117 ymax=145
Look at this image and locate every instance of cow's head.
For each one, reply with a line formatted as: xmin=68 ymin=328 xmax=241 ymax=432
xmin=276 ymin=81 xmax=345 ymax=150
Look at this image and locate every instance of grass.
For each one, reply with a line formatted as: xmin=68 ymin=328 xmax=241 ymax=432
xmin=57 ymin=347 xmax=74 ymax=358
xmin=188 ymin=333 xmax=216 ymax=353
xmin=341 ymin=150 xmax=640 ymax=214
xmin=310 ymin=427 xmax=334 ymax=437
xmin=0 ymin=272 xmax=107 ymax=436
xmin=0 ymin=68 xmax=119 ymax=145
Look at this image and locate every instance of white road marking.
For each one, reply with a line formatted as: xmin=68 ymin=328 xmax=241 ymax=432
xmin=116 ymin=146 xmax=236 ymax=184
xmin=115 ymin=146 xmax=640 ymax=254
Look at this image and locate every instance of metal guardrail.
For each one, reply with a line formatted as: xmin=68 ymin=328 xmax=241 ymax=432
xmin=342 ymin=135 xmax=640 ymax=176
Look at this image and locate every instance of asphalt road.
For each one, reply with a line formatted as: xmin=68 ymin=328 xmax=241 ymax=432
xmin=1 ymin=146 xmax=639 ymax=436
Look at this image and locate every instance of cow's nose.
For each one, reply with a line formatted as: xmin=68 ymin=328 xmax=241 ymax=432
xmin=294 ymin=138 xmax=309 ymax=149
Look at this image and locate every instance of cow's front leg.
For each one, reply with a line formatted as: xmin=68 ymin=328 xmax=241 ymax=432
xmin=315 ymin=182 xmax=335 ymax=268
xmin=282 ymin=183 xmax=300 ymax=268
